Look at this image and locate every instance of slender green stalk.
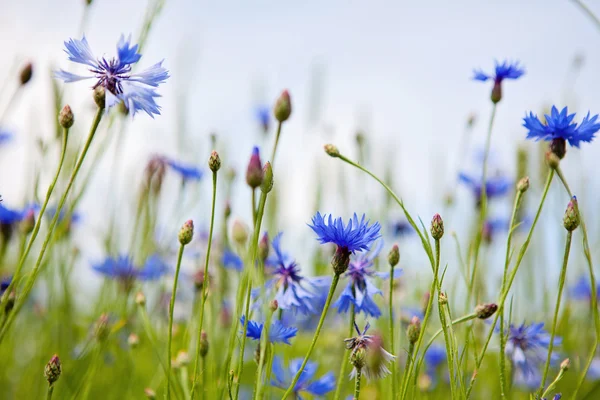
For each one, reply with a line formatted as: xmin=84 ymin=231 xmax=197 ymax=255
xmin=270 ymin=122 xmax=282 ymax=168
xmin=139 ymin=305 xmax=169 ymax=376
xmin=167 ymin=244 xmax=186 ymax=400
xmin=541 ymin=363 xmax=568 ymax=399
xmin=254 ymin=305 xmax=274 ymax=399
xmin=538 ymin=231 xmax=572 ymax=395
xmin=191 ymin=170 xmax=218 ymax=399
xmin=468 ymin=103 xmax=497 ymax=308
xmin=572 ymin=339 xmax=598 ymax=399
xmin=333 ymin=304 xmax=355 ymax=400
xmin=400 ymin=342 xmax=415 ymax=398
xmin=573 ymin=0 xmax=600 ymax=31
xmin=353 ymin=368 xmax=362 ymax=400
xmin=388 ymin=267 xmax=396 ymax=400
xmin=46 ymin=385 xmax=54 ymax=400
xmin=281 ymin=274 xmax=341 ymax=399
xmin=0 ymin=108 xmax=103 ymax=343
xmin=0 ymin=126 xmax=69 ymax=311
xmin=465 ymin=169 xmax=554 ymax=398
xmin=251 ymin=189 xmax=257 ymax=225
xmin=499 ymin=188 xmax=525 ymax=397
xmin=235 ymin=278 xmax=253 ymax=400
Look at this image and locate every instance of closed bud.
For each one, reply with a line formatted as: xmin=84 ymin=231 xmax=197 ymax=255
xmin=332 ymin=246 xmax=351 ymax=275
xmin=324 ymin=144 xmax=340 ymax=158
xmin=517 ymin=176 xmax=530 ymax=193
xmin=546 ymin=150 xmax=561 ymax=170
xmin=407 ymin=316 xmax=421 ymax=344
xmin=224 ymin=201 xmax=232 ymax=219
xmin=269 ymin=299 xmax=279 ymax=312
xmin=350 ymin=346 xmax=367 ymax=370
xmin=438 ymin=292 xmax=448 ymax=305
xmin=144 ymin=388 xmax=156 ymax=399
xmin=59 ymin=105 xmax=74 ymax=129
xmin=232 ymin=219 xmax=249 ymax=246
xmin=563 ymin=196 xmax=580 ymax=232
xmin=19 ymin=62 xmax=33 ymax=85
xmin=178 ymin=220 xmax=194 ymax=245
xmin=430 ymin=214 xmax=444 ymax=240
xmin=474 ymin=303 xmax=498 ymax=319
xmin=388 ymin=244 xmax=400 ymax=267
xmin=560 ymin=358 xmax=570 ymax=371
xmin=44 ymin=354 xmax=61 ymax=385
xmin=200 ymin=331 xmax=209 ymax=358
xmin=245 ymin=146 xmax=263 ymax=189
xmin=273 ymin=90 xmax=292 ymax=122
xmin=93 ymin=86 xmax=106 ymax=109
xmin=128 ymin=333 xmax=140 ymax=348
xmin=259 ymin=233 xmax=270 ymax=262
xmin=135 ymin=291 xmax=146 ymax=306
xmin=208 ymin=150 xmax=221 ymax=172
xmin=491 ymin=81 xmax=502 ymax=104
xmin=19 ymin=209 xmax=35 ymax=235
xmin=260 ymin=162 xmax=273 ymax=194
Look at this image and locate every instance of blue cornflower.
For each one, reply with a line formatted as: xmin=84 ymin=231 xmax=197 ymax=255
xmin=504 ymin=322 xmax=561 ymax=388
xmin=473 ymin=60 xmax=525 ymax=83
xmin=459 ymin=172 xmax=511 ymax=202
xmin=523 ymin=106 xmax=600 ymax=155
xmin=164 ymin=158 xmax=202 ymax=181
xmin=264 ymin=233 xmax=327 ymax=315
xmin=222 ymin=250 xmax=243 ymax=271
xmin=92 ymin=254 xmax=169 ymax=288
xmin=424 ymin=344 xmax=446 ymax=386
xmin=0 ymin=277 xmax=11 ymax=296
xmin=345 ymin=322 xmax=395 ymax=380
xmin=569 ymin=276 xmax=600 ymax=302
xmin=239 ymin=316 xmax=297 ymax=344
xmin=271 ymin=357 xmax=335 ymax=399
xmin=255 ymin=106 xmax=270 ymax=133
xmin=0 ymin=203 xmax=37 ymax=228
xmin=47 ymin=206 xmax=81 ymax=226
xmin=335 ymin=240 xmax=402 ymax=317
xmin=309 ymin=212 xmax=381 ymax=275
xmin=0 ymin=129 xmax=13 ymax=145
xmin=55 ymin=35 xmax=169 ymax=117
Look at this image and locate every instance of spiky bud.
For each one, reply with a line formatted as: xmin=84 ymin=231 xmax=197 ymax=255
xmin=407 ymin=316 xmax=421 ymax=344
xmin=332 ymin=246 xmax=351 ymax=276
xmin=19 ymin=209 xmax=35 ymax=235
xmin=491 ymin=81 xmax=502 ymax=104
xmin=19 ymin=62 xmax=33 ymax=85
xmin=350 ymin=346 xmax=367 ymax=370
xmin=388 ymin=244 xmax=400 ymax=267
xmin=59 ymin=105 xmax=74 ymax=129
xmin=128 ymin=333 xmax=140 ymax=348
xmin=475 ymin=303 xmax=498 ymax=319
xmin=563 ymin=196 xmax=580 ymax=232
xmin=273 ymin=90 xmax=292 ymax=122
xmin=517 ymin=176 xmax=530 ymax=193
xmin=430 ymin=214 xmax=444 ymax=240
xmin=93 ymin=86 xmax=106 ymax=109
xmin=44 ymin=354 xmax=61 ymax=385
xmin=246 ymin=146 xmax=263 ymax=189
xmin=200 ymin=331 xmax=209 ymax=358
xmin=259 ymin=232 xmax=270 ymax=262
xmin=560 ymin=358 xmax=570 ymax=371
xmin=178 ymin=220 xmax=194 ymax=245
xmin=232 ymin=219 xmax=249 ymax=246
xmin=135 ymin=291 xmax=146 ymax=306
xmin=324 ymin=144 xmax=340 ymax=158
xmin=270 ymin=299 xmax=279 ymax=312
xmin=208 ymin=150 xmax=221 ymax=172
xmin=144 ymin=388 xmax=156 ymax=399
xmin=438 ymin=292 xmax=448 ymax=305
xmin=260 ymin=162 xmax=273 ymax=194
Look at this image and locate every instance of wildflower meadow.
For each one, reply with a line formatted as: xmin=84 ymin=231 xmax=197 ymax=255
xmin=3 ymin=1 xmax=600 ymax=399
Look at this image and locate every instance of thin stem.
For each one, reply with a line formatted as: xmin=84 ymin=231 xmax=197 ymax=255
xmin=333 ymin=304 xmax=355 ymax=400
xmin=573 ymin=0 xmax=600 ymax=32
xmin=0 ymin=126 xmax=69 ymax=311
xmin=538 ymin=231 xmax=572 ymax=395
xmin=353 ymin=368 xmax=362 ymax=400
xmin=389 ymin=263 xmax=396 ymax=400
xmin=191 ymin=170 xmax=218 ymax=399
xmin=46 ymin=385 xmax=54 ymax=400
xmin=0 ymin=108 xmax=103 ymax=343
xmin=400 ymin=343 xmax=415 ymax=398
xmin=251 ymin=189 xmax=257 ymax=225
xmin=235 ymin=278 xmax=253 ymax=400
xmin=281 ymin=274 xmax=341 ymax=399
xmin=541 ymin=364 xmax=568 ymax=399
xmin=254 ymin=306 xmax=274 ymax=400
xmin=270 ymin=122 xmax=282 ymax=168
xmin=465 ymin=169 xmax=554 ymax=398
xmin=167 ymin=244 xmax=186 ymax=400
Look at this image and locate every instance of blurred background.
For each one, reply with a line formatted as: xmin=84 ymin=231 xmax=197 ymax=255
xmin=1 ymin=0 xmax=600 ymax=309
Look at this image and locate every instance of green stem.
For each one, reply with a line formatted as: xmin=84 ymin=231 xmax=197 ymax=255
xmin=499 ymin=189 xmax=525 ymax=397
xmin=254 ymin=306 xmax=274 ymax=400
xmin=538 ymin=231 xmax=572 ymax=395
xmin=167 ymin=244 xmax=186 ymax=400
xmin=353 ymin=368 xmax=362 ymax=400
xmin=281 ymin=274 xmax=341 ymax=399
xmin=46 ymin=385 xmax=54 ymax=400
xmin=541 ymin=364 xmax=568 ymax=399
xmin=252 ymin=189 xmax=257 ymax=225
xmin=465 ymin=169 xmax=554 ymax=398
xmin=235 ymin=278 xmax=253 ymax=400
xmin=191 ymin=170 xmax=218 ymax=400
xmin=270 ymin=122 xmax=282 ymax=168
xmin=0 ymin=126 xmax=69 ymax=311
xmin=401 ymin=343 xmax=415 ymax=398
xmin=389 ymin=264 xmax=396 ymax=400
xmin=573 ymin=0 xmax=600 ymax=31
xmin=333 ymin=304 xmax=355 ymax=400
xmin=0 ymin=108 xmax=103 ymax=343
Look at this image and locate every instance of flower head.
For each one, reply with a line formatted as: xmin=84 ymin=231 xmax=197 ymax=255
xmin=271 ymin=357 xmax=335 ymax=399
xmin=473 ymin=60 xmax=525 ymax=83
xmin=524 ymin=106 xmax=600 ymax=150
xmin=164 ymin=158 xmax=202 ymax=181
xmin=55 ymin=35 xmax=169 ymax=117
xmin=92 ymin=254 xmax=169 ymax=289
xmin=344 ymin=322 xmax=395 ymax=381
xmin=222 ymin=250 xmax=243 ymax=271
xmin=459 ymin=172 xmax=511 ymax=202
xmin=239 ymin=317 xmax=297 ymax=344
xmin=570 ymin=276 xmax=600 ymax=302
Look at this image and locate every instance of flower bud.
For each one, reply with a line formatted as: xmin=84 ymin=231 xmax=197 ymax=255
xmin=246 ymin=146 xmax=263 ymax=189
xmin=491 ymin=81 xmax=502 ymax=104
xmin=332 ymin=246 xmax=351 ymax=275
xmin=4 ymin=290 xmax=15 ymax=314
xmin=273 ymin=90 xmax=291 ymax=122
xmin=59 ymin=105 xmax=74 ymax=129
xmin=388 ymin=244 xmax=400 ymax=267
xmin=430 ymin=214 xmax=444 ymax=240
xmin=324 ymin=144 xmax=340 ymax=158
xmin=224 ymin=201 xmax=232 ymax=219
xmin=563 ymin=196 xmax=580 ymax=232
xmin=135 ymin=291 xmax=146 ymax=306
xmin=144 ymin=388 xmax=156 ymax=399
xmin=517 ymin=176 xmax=530 ymax=193
xmin=44 ymin=354 xmax=61 ymax=385
xmin=208 ymin=150 xmax=221 ymax=172
xmin=474 ymin=303 xmax=498 ymax=319
xmin=193 ymin=270 xmax=206 ymax=291
xmin=93 ymin=86 xmax=106 ymax=109
xmin=260 ymin=162 xmax=273 ymax=194
xmin=200 ymin=331 xmax=209 ymax=358
xmin=407 ymin=316 xmax=421 ymax=344
xmin=545 ymin=150 xmax=561 ymax=169
xmin=438 ymin=292 xmax=448 ymax=305
xmin=178 ymin=220 xmax=194 ymax=245
xmin=19 ymin=209 xmax=35 ymax=235
xmin=269 ymin=299 xmax=279 ymax=312
xmin=350 ymin=346 xmax=367 ymax=370
xmin=232 ymin=219 xmax=249 ymax=246
xmin=258 ymin=233 xmax=270 ymax=262
xmin=560 ymin=358 xmax=570 ymax=371
xmin=20 ymin=62 xmax=33 ymax=85
xmin=128 ymin=333 xmax=140 ymax=348
xmin=176 ymin=351 xmax=190 ymax=366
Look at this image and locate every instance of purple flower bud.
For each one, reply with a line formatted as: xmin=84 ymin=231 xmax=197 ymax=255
xmin=563 ymin=196 xmax=580 ymax=232
xmin=430 ymin=214 xmax=444 ymax=240
xmin=245 ymin=146 xmax=263 ymax=189
xmin=178 ymin=220 xmax=194 ymax=245
xmin=59 ymin=105 xmax=74 ymax=129
xmin=273 ymin=90 xmax=292 ymax=122
xmin=44 ymin=354 xmax=61 ymax=385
